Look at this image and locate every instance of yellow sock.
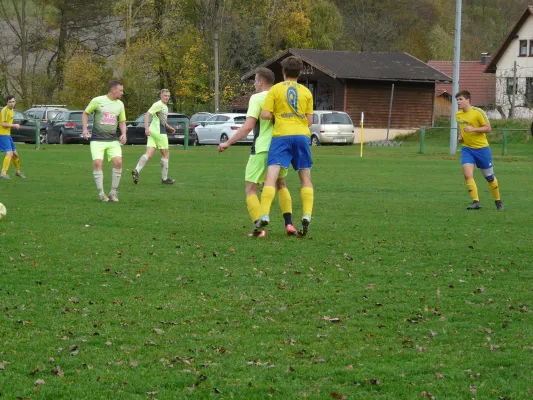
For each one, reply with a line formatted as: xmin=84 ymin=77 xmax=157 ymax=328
xmin=487 ymin=178 xmax=500 ymax=201
xmin=246 ymin=194 xmax=262 ymax=223
xmin=277 ymin=187 xmax=292 ymax=214
xmin=465 ymin=178 xmax=479 ymax=201
xmin=13 ymin=157 xmax=20 ymax=172
xmin=2 ymin=155 xmax=12 ymax=174
xmin=300 ymin=187 xmax=314 ymax=217
xmin=260 ymin=186 xmax=276 ymax=216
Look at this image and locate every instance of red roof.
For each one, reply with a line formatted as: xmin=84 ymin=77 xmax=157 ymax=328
xmin=427 ymin=61 xmax=496 ymax=107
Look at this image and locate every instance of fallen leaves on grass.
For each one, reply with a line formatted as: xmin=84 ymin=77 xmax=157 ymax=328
xmin=34 ymin=379 xmax=45 ymax=387
xmin=330 ymin=393 xmax=347 ymax=400
xmin=153 ymin=328 xmax=164 ymax=335
xmin=51 ymin=366 xmax=64 ymax=377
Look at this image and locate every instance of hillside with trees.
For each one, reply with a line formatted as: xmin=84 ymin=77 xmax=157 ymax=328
xmin=0 ymin=0 xmax=530 ymax=116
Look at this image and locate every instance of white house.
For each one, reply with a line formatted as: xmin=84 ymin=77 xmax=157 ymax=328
xmin=485 ymin=6 xmax=533 ymax=119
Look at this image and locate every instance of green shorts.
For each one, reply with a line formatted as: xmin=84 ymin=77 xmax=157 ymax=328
xmin=147 ymin=132 xmax=169 ymax=150
xmin=245 ymin=152 xmax=288 ymax=184
xmin=90 ymin=140 xmax=122 ymax=161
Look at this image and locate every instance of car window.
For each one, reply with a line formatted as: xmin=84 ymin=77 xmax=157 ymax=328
xmin=33 ymin=110 xmax=45 ymax=120
xmin=69 ymin=112 xmax=91 ymax=122
xmin=215 ymin=115 xmax=230 ymax=122
xmin=313 ymin=114 xmax=319 ymax=124
xmin=53 ymin=112 xmax=64 ymax=121
xmin=135 ymin=114 xmax=145 ymax=123
xmin=322 ymin=113 xmax=353 ymax=124
xmin=190 ymin=114 xmax=209 ymax=123
xmin=14 ymin=110 xmax=24 ymax=120
xmin=25 ymin=111 xmax=34 ymax=119
xmin=233 ymin=116 xmax=246 ymax=124
xmin=47 ymin=110 xmax=62 ymax=121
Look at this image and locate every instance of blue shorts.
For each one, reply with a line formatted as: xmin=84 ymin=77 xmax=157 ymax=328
xmin=461 ymin=146 xmax=492 ymax=169
xmin=267 ymin=135 xmax=312 ymax=171
xmin=0 ymin=136 xmax=16 ymax=152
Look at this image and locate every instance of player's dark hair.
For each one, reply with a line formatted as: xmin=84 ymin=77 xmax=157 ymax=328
xmin=5 ymin=95 xmax=14 ymax=103
xmin=108 ymin=80 xmax=123 ymax=92
xmin=281 ymin=56 xmax=303 ymax=79
xmin=255 ymin=67 xmax=275 ymax=86
xmin=455 ymin=90 xmax=471 ymax=100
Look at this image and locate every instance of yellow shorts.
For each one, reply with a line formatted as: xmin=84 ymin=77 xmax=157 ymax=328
xmin=90 ymin=140 xmax=122 ymax=161
xmin=147 ymin=132 xmax=169 ymax=150
xmin=245 ymin=152 xmax=288 ymax=184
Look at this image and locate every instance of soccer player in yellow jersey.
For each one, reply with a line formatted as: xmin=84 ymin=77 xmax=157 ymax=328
xmin=455 ymin=90 xmax=503 ymax=211
xmin=218 ymin=67 xmax=298 ymax=237
xmin=0 ymin=95 xmax=26 ymax=179
xmin=82 ymin=80 xmax=127 ymax=202
xmin=257 ymin=56 xmax=314 ymax=236
xmin=132 ymin=89 xmax=177 ymax=185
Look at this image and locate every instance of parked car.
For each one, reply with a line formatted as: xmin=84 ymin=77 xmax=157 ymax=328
xmin=126 ymin=113 xmax=192 ymax=145
xmin=309 ymin=111 xmax=355 ymax=146
xmin=189 ymin=112 xmax=213 ymax=138
xmin=10 ymin=109 xmax=39 ymax=143
xmin=194 ymin=113 xmax=251 ymax=145
xmin=45 ymin=110 xmax=93 ymax=144
xmin=23 ymin=105 xmax=68 ymax=143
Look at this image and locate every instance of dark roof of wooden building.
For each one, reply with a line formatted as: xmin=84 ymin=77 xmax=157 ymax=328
xmin=241 ymin=48 xmax=452 ymax=83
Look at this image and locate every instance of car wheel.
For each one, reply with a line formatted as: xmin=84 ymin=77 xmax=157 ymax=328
xmin=220 ymin=133 xmax=228 ymax=143
xmin=310 ymin=135 xmax=320 ymax=146
xmin=59 ymin=132 xmax=64 ymax=144
xmin=40 ymin=130 xmax=48 ymax=144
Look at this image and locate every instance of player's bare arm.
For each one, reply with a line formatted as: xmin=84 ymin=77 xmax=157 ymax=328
xmin=218 ymin=117 xmax=256 ymax=153
xmin=82 ymin=111 xmax=90 ymax=139
xmin=165 ymin=122 xmax=176 ymax=134
xmin=260 ymin=110 xmax=273 ymax=120
xmin=464 ymin=122 xmax=491 ymax=134
xmin=144 ymin=113 xmax=151 ymax=136
xmin=119 ymin=121 xmax=127 ymax=145
xmin=306 ymin=114 xmax=313 ymax=127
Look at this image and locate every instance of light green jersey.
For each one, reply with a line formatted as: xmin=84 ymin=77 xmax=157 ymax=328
xmin=148 ymin=100 xmax=168 ymax=135
xmin=248 ymin=91 xmax=273 ymax=155
xmin=85 ymin=95 xmax=126 ymax=141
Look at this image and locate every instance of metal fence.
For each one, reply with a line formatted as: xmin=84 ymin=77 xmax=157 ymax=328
xmin=418 ymin=126 xmax=531 ymax=156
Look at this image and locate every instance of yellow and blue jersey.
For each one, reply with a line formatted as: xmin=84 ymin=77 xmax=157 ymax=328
xmin=0 ymin=106 xmax=14 ymax=136
xmin=263 ymin=81 xmax=313 ymax=138
xmin=456 ymin=107 xmax=490 ymax=149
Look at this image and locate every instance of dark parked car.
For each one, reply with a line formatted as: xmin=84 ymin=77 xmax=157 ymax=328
xmin=126 ymin=113 xmax=193 ymax=145
xmin=45 ymin=110 xmax=93 ymax=144
xmin=10 ymin=109 xmax=39 ymax=143
xmin=23 ymin=105 xmax=68 ymax=143
xmin=189 ymin=112 xmax=213 ymax=138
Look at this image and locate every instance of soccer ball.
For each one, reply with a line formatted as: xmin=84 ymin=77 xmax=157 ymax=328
xmin=0 ymin=203 xmax=6 ymax=220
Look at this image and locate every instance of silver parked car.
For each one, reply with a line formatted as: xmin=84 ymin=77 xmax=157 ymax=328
xmin=309 ymin=111 xmax=355 ymax=146
xmin=194 ymin=113 xmax=252 ymax=145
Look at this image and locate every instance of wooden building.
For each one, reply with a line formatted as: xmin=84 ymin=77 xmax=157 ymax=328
xmin=235 ymin=49 xmax=451 ymax=129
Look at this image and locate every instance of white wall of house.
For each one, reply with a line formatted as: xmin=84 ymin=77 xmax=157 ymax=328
xmin=495 ymin=15 xmax=533 ymax=118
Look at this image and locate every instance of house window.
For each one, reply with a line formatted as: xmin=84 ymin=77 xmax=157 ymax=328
xmin=530 ymin=41 xmax=533 ymax=56
xmin=519 ymin=40 xmax=528 ymax=56
xmin=526 ymin=78 xmax=533 ymax=105
xmin=507 ymin=78 xmax=517 ymax=95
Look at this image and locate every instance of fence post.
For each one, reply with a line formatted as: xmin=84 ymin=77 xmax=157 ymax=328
xmin=419 ymin=127 xmax=425 ymax=154
xmin=183 ymin=120 xmax=190 ymax=150
xmin=501 ymin=129 xmax=508 ymax=156
xmin=35 ymin=120 xmax=41 ymax=150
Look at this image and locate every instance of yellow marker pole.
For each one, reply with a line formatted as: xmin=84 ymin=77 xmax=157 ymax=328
xmin=360 ymin=112 xmax=364 ymax=157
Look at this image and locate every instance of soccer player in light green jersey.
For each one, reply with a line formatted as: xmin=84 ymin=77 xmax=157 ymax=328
xmin=82 ymin=80 xmax=127 ymax=202
xmin=218 ymin=67 xmax=297 ymax=237
xmin=132 ymin=89 xmax=177 ymax=185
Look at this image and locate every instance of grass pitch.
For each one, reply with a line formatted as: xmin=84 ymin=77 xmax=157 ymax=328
xmin=1 ymin=141 xmax=533 ymax=399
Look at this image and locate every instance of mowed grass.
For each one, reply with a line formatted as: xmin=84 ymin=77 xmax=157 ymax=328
xmin=1 ymin=141 xmax=533 ymax=399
